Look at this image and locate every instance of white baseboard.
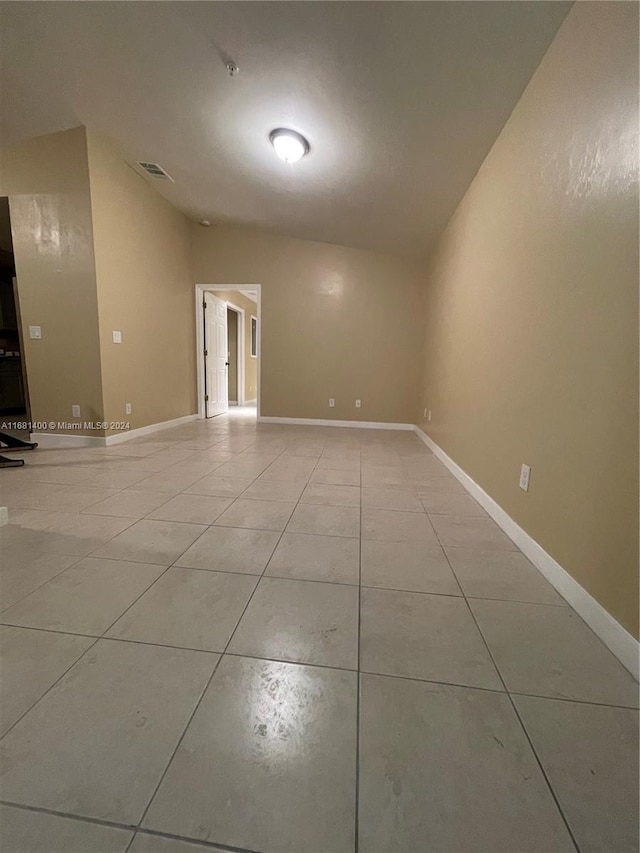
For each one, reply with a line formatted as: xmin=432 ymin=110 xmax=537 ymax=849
xmin=245 ymin=398 xmax=257 ymax=405
xmin=30 ymin=433 xmax=106 ymax=448
xmin=414 ymin=426 xmax=639 ymax=681
xmin=31 ymin=414 xmax=198 ymax=449
xmin=258 ymin=416 xmax=414 ymax=431
xmin=104 ymin=414 xmax=198 ymax=446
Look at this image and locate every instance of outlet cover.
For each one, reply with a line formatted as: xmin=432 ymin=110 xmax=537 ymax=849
xmin=519 ymin=464 xmax=531 ymax=492
xmin=112 ymin=330 xmax=123 ymax=344
xmin=125 ymin=403 xmax=132 ymax=415
xmin=355 ymin=399 xmax=361 ymax=408
xmin=329 ymin=398 xmax=335 ymax=408
xmin=71 ymin=404 xmax=81 ymax=418
xmin=29 ymin=326 xmax=42 ymax=339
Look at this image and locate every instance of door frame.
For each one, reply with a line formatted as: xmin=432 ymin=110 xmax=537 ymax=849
xmin=195 ymin=284 xmax=261 ymax=420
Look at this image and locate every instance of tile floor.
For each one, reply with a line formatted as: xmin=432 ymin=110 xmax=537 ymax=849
xmin=0 ymin=412 xmax=638 ymax=853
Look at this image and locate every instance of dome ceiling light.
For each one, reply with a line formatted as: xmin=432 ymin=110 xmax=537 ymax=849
xmin=269 ymin=128 xmax=310 ymax=164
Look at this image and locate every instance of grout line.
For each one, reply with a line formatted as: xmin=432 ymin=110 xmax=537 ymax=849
xmin=506 ymin=691 xmax=640 ymax=712
xmin=0 ymin=801 xmax=259 ymax=853
xmin=0 ymin=507 xmax=175 ymax=741
xmin=0 ymin=559 xmax=178 ymax=743
xmin=1 ymin=619 xmax=635 ymax=711
xmin=0 ymin=491 xmax=218 ymax=743
xmin=357 ymin=668 xmax=508 ymax=695
xmin=0 ymin=800 xmax=137 ymax=833
xmin=0 ymin=623 xmax=100 ymax=641
xmin=132 ymin=650 xmax=224 ymax=834
xmin=434 ymin=528 xmax=582 ymax=852
xmin=0 ymin=553 xmax=88 ymax=616
xmin=358 ymin=584 xmax=568 ymax=608
xmin=133 ymin=438 xmax=325 ymax=838
xmin=129 ymin=827 xmax=260 ymax=853
xmin=102 ymin=635 xmax=233 ymax=657
xmin=260 ymin=445 xmax=329 ymax=585
xmin=223 ymin=649 xmax=358 ymax=674
xmin=251 ymin=572 xmax=359 ymax=589
xmin=0 ymin=634 xmax=102 ymax=742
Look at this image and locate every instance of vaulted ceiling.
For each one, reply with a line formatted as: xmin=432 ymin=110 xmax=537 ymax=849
xmin=0 ymin=1 xmax=571 ymax=257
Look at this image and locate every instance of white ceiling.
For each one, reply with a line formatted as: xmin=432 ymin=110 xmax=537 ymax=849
xmin=0 ymin=1 xmax=570 ymax=258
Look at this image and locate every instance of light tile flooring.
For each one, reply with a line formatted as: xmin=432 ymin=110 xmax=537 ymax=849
xmin=0 ymin=413 xmax=638 ymax=853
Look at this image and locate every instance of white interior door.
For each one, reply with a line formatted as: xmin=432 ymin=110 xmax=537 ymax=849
xmin=204 ymin=293 xmax=229 ymax=418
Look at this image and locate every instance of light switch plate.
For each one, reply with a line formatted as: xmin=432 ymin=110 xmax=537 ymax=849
xmin=29 ymin=326 xmax=42 ymax=339
xmin=112 ymin=330 xmax=123 ymax=344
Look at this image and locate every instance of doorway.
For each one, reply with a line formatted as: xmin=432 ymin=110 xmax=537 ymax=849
xmin=227 ymin=307 xmax=239 ymax=406
xmin=197 ymin=285 xmax=260 ymax=420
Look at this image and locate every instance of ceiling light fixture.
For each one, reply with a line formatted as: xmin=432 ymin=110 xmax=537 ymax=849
xmin=269 ymin=128 xmax=310 ymax=164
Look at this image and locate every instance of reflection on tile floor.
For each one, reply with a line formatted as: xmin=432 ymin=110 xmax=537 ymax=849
xmin=0 ymin=413 xmax=638 ymax=852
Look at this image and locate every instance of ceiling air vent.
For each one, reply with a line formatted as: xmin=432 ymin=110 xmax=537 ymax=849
xmin=137 ymin=162 xmax=174 ymax=182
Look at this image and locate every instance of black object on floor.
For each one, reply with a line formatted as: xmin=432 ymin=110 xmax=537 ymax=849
xmin=0 ymin=453 xmax=23 ymax=468
xmin=0 ymin=431 xmax=38 ymax=452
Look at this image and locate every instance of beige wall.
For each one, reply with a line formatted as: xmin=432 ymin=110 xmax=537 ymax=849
xmin=417 ymin=2 xmax=639 ymax=638
xmin=192 ymin=226 xmax=422 ymax=423
xmin=86 ymin=130 xmax=196 ymax=434
xmin=0 ymin=127 xmax=105 ymax=435
xmin=212 ymin=289 xmax=258 ymax=403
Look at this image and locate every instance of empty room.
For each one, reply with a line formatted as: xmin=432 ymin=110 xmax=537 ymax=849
xmin=0 ymin=2 xmax=638 ymax=852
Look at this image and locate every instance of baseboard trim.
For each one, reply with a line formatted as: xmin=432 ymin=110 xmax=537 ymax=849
xmin=31 ymin=414 xmax=198 ymax=449
xmin=30 ymin=433 xmax=106 ymax=448
xmin=258 ymin=416 xmax=414 ymax=430
xmin=104 ymin=414 xmax=198 ymax=446
xmin=414 ymin=425 xmax=639 ymax=681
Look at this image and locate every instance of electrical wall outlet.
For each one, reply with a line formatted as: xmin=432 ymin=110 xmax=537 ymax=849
xmin=125 ymin=402 xmax=132 ymax=415
xmin=29 ymin=325 xmax=42 ymax=339
xmin=328 ymin=398 xmax=335 ymax=408
xmin=355 ymin=399 xmax=361 ymax=408
xmin=112 ymin=330 xmax=123 ymax=344
xmin=71 ymin=404 xmax=81 ymax=418
xmin=428 ymin=410 xmax=432 ymax=422
xmin=519 ymin=464 xmax=531 ymax=492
